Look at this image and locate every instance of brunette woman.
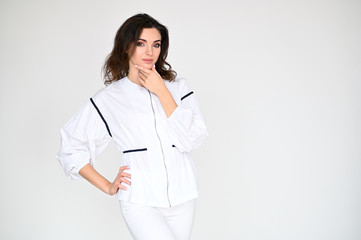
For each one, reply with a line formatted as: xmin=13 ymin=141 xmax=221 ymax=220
xmin=57 ymin=13 xmax=208 ymax=240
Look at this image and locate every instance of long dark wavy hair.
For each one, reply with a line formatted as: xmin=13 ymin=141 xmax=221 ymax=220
xmin=102 ymin=13 xmax=177 ymax=85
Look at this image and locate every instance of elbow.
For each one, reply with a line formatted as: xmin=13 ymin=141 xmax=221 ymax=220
xmin=177 ymin=127 xmax=209 ymax=153
xmin=56 ymin=152 xmax=90 ymax=180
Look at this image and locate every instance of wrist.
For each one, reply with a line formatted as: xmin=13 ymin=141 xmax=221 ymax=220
xmin=105 ymin=181 xmax=113 ymax=195
xmin=156 ymin=86 xmax=170 ymax=98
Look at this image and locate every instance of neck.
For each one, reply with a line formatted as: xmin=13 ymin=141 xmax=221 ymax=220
xmin=127 ymin=64 xmax=142 ymax=86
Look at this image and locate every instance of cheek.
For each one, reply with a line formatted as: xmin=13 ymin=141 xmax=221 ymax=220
xmin=130 ymin=49 xmax=142 ymax=61
xmin=155 ymin=49 xmax=161 ymax=60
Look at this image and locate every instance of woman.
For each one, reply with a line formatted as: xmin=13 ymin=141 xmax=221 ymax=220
xmin=56 ymin=13 xmax=208 ymax=240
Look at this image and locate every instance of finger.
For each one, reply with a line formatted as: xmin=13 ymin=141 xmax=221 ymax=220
xmin=137 ymin=71 xmax=146 ymax=81
xmin=120 ymin=177 xmax=131 ymax=185
xmin=123 ymin=178 xmax=131 ymax=184
xmin=120 ymin=172 xmax=131 ymax=178
xmin=137 ymin=74 xmax=147 ymax=85
xmin=115 ymin=167 xmax=128 ymax=181
xmin=119 ymin=166 xmax=130 ymax=172
xmin=138 ymin=70 xmax=148 ymax=79
xmin=118 ymin=168 xmax=129 ymax=175
xmin=114 ymin=173 xmax=123 ymax=183
xmin=120 ymin=171 xmax=131 ymax=176
xmin=139 ymin=77 xmax=146 ymax=86
xmin=138 ymin=73 xmax=147 ymax=82
xmin=136 ymin=75 xmax=145 ymax=87
xmin=118 ymin=184 xmax=127 ymax=190
xmin=136 ymin=65 xmax=151 ymax=73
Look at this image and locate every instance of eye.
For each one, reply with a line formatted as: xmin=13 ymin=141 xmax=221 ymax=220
xmin=153 ymin=43 xmax=161 ymax=48
xmin=136 ymin=42 xmax=144 ymax=47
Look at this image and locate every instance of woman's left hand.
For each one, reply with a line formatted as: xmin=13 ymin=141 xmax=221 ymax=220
xmin=136 ymin=64 xmax=166 ymax=96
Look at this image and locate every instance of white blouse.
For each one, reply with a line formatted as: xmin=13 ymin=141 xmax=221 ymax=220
xmin=56 ymin=76 xmax=209 ymax=208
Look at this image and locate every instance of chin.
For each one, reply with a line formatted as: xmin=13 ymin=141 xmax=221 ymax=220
xmin=144 ymin=64 xmax=153 ymax=69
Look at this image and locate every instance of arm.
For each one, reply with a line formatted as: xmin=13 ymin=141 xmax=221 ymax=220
xmin=157 ymin=87 xmax=178 ymax=118
xmin=135 ymin=64 xmax=178 ymax=117
xmin=165 ymin=78 xmax=209 ymax=152
xmin=134 ymin=65 xmax=208 ymax=152
xmin=56 ymin=98 xmax=131 ymax=194
xmin=79 ymin=163 xmax=131 ymax=196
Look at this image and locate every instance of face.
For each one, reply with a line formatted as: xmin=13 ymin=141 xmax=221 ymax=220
xmin=129 ymin=28 xmax=161 ymax=69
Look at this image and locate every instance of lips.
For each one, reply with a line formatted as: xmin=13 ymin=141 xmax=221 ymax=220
xmin=142 ymin=59 xmax=153 ymax=64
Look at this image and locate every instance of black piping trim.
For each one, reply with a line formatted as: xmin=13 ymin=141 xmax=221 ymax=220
xmin=90 ymin=98 xmax=112 ymax=137
xmin=172 ymin=145 xmax=176 ymax=148
xmin=123 ymin=148 xmax=147 ymax=154
xmin=181 ymin=91 xmax=194 ymax=101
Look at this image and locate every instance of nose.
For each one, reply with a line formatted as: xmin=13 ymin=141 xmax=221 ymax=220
xmin=145 ymin=45 xmax=153 ymax=56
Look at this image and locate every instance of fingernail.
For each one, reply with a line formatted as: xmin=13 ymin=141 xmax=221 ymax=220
xmin=135 ymin=64 xmax=138 ymax=68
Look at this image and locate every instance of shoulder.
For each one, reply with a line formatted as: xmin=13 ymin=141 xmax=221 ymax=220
xmin=165 ymin=75 xmax=191 ymax=91
xmin=173 ymin=75 xmax=189 ymax=84
xmin=164 ymin=76 xmax=195 ymax=102
xmin=91 ymin=78 xmax=126 ymax=101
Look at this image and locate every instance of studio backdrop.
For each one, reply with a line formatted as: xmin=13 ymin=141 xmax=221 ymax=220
xmin=0 ymin=0 xmax=360 ymax=239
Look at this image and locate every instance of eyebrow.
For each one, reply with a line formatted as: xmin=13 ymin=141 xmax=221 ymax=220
xmin=138 ymin=38 xmax=161 ymax=43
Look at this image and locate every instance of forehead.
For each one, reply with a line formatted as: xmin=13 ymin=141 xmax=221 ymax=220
xmin=139 ymin=28 xmax=161 ymax=40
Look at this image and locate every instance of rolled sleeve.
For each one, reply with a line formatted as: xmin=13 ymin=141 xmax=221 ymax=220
xmin=167 ymin=78 xmax=209 ymax=152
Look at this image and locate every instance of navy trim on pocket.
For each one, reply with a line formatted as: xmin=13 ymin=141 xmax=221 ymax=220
xmin=123 ymin=148 xmax=148 ymax=154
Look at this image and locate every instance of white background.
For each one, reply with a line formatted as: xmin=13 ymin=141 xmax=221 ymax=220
xmin=1 ymin=0 xmax=360 ymax=239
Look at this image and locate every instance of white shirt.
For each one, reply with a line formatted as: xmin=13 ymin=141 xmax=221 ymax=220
xmin=56 ymin=76 xmax=209 ymax=208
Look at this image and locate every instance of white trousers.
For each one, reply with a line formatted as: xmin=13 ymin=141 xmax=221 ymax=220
xmin=119 ymin=199 xmax=196 ymax=240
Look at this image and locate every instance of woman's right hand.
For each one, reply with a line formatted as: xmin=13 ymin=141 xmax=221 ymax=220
xmin=108 ymin=166 xmax=131 ymax=196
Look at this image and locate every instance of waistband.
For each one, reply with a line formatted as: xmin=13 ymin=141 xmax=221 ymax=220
xmin=123 ymin=145 xmax=176 ymax=154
